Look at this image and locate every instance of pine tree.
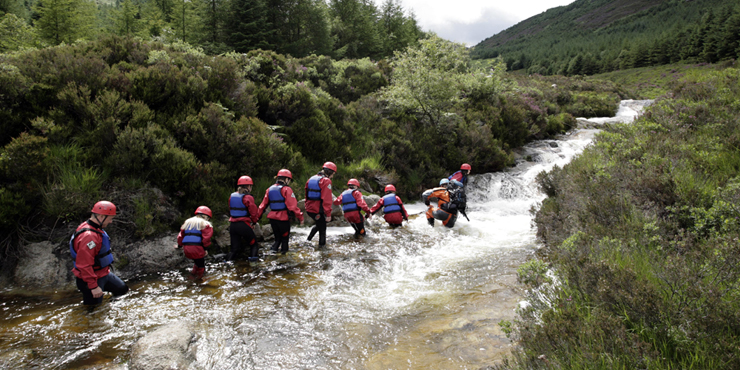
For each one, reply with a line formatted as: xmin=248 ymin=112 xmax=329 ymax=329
xmin=329 ymin=0 xmax=381 ymax=59
xmin=225 ymin=0 xmax=274 ymax=52
xmin=111 ymin=0 xmax=140 ymax=36
xmin=34 ymin=0 xmax=97 ymax=45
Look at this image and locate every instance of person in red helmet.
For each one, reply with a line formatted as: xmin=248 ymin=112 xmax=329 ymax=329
xmin=227 ymin=175 xmax=261 ymax=261
xmin=175 ymin=206 xmax=214 ymax=277
xmin=333 ymin=178 xmax=372 ymax=237
xmin=258 ymin=169 xmax=304 ymax=253
xmin=448 ymin=163 xmax=471 ymax=188
xmin=69 ymin=201 xmax=129 ymax=305
xmin=370 ymin=184 xmax=409 ymax=228
xmin=305 ymin=161 xmax=336 ymax=248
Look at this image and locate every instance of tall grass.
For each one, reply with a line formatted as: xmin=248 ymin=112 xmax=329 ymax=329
xmin=42 ymin=144 xmax=105 ymax=220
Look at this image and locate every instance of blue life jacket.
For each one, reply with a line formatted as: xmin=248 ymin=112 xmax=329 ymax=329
xmin=306 ymin=175 xmax=323 ymax=201
xmin=268 ymin=184 xmax=287 ymax=211
xmin=182 ymin=227 xmax=203 ymax=246
xmin=448 ymin=170 xmax=468 ymax=186
xmin=229 ymin=192 xmax=249 ymax=217
xmin=69 ymin=225 xmax=114 ymax=270
xmin=382 ymin=194 xmax=402 ymax=214
xmin=341 ymin=189 xmax=359 ymax=212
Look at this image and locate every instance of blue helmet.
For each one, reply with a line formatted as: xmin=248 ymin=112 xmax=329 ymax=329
xmin=439 ymin=178 xmax=450 ymax=186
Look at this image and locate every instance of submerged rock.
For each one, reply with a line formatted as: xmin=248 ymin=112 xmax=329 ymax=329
xmin=129 ymin=321 xmax=197 ymax=370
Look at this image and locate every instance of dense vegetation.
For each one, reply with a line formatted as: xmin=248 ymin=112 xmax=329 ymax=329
xmin=472 ymin=0 xmax=740 ymax=76
xmin=0 ymin=34 xmax=624 ymax=265
xmin=0 ymin=0 xmax=422 ymax=59
xmin=502 ymin=63 xmax=740 ymax=368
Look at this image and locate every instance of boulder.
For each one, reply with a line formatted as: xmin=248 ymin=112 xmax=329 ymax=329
xmin=117 ymin=236 xmax=189 ymax=280
xmin=14 ymin=241 xmax=71 ymax=290
xmin=129 ymin=321 xmax=197 ymax=370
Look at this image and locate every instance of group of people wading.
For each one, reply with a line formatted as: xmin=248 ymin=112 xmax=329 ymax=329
xmin=69 ymin=162 xmax=471 ymax=305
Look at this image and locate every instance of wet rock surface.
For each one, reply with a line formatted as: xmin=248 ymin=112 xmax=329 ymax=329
xmin=129 ymin=321 xmax=197 ymax=370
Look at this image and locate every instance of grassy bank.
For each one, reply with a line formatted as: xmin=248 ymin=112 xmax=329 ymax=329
xmin=501 ymin=65 xmax=740 ymax=368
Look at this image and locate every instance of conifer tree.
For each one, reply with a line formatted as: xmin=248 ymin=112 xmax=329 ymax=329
xmin=111 ymin=0 xmax=140 ymax=36
xmin=226 ymin=0 xmax=274 ymax=52
xmin=34 ymin=0 xmax=97 ymax=44
xmin=330 ymin=0 xmax=382 ymax=59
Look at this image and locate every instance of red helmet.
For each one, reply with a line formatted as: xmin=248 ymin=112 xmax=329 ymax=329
xmin=384 ymin=184 xmax=396 ymax=192
xmin=348 ymin=178 xmax=360 ymax=187
xmin=461 ymin=163 xmax=472 ymax=170
xmin=195 ymin=206 xmax=212 ymax=217
xmin=322 ymin=161 xmax=337 ymax=172
xmin=237 ymin=176 xmax=253 ymax=185
xmin=92 ymin=201 xmax=117 ymax=216
xmin=277 ymin=169 xmax=292 ymax=179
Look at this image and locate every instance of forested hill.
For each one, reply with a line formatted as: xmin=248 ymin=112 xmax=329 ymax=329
xmin=472 ymin=0 xmax=740 ymax=75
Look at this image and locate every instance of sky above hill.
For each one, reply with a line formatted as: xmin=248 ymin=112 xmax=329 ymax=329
xmin=375 ymin=0 xmax=576 ymax=46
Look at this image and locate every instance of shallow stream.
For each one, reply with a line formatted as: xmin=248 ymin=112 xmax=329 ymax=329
xmin=0 ymin=100 xmax=651 ymax=369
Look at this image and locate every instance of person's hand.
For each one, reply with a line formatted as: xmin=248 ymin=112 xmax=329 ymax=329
xmin=204 ymin=251 xmax=209 ymax=257
xmin=173 ymin=244 xmax=180 ymax=250
xmin=325 ymin=216 xmax=331 ymax=222
xmin=300 ymin=219 xmax=305 ymax=226
xmin=91 ymin=286 xmax=103 ymax=298
xmin=366 ymin=213 xmax=372 ymax=219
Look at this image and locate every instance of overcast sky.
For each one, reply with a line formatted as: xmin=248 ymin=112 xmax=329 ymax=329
xmin=373 ymin=0 xmax=576 ymax=46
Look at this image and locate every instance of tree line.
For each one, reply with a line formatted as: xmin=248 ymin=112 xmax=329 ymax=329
xmin=0 ymin=0 xmax=423 ymax=59
xmin=472 ymin=0 xmax=740 ymax=76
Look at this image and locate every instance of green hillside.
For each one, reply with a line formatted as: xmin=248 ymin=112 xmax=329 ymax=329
xmin=472 ymin=0 xmax=740 ymax=76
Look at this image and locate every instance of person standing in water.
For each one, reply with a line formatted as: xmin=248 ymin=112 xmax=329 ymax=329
xmin=175 ymin=206 xmax=214 ymax=276
xmin=333 ymin=178 xmax=372 ymax=238
xmin=70 ymin=201 xmax=129 ymax=305
xmin=258 ymin=169 xmax=304 ymax=253
xmin=423 ymin=179 xmax=459 ymax=228
xmin=305 ymin=162 xmax=336 ymax=248
xmin=370 ymin=184 xmax=409 ymax=228
xmin=227 ymin=176 xmax=261 ymax=261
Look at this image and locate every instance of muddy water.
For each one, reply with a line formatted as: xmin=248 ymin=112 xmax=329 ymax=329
xmin=0 ymin=101 xmax=650 ymax=370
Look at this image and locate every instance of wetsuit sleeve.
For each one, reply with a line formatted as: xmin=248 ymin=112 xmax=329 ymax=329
xmin=355 ymin=191 xmax=371 ymax=213
xmin=201 ymin=225 xmax=213 ymax=247
xmin=177 ymin=229 xmax=185 ymax=247
xmin=74 ymin=231 xmax=102 ymax=289
xmin=370 ymin=198 xmax=384 ymax=214
xmin=245 ymin=195 xmax=260 ymax=224
xmin=284 ymin=187 xmax=304 ymax=222
xmin=397 ymin=196 xmax=409 ymax=219
xmin=321 ymin=178 xmax=333 ymax=215
xmin=257 ymin=190 xmax=270 ymax=219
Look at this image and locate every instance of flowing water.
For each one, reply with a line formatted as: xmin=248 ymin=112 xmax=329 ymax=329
xmin=0 ymin=100 xmax=651 ymax=370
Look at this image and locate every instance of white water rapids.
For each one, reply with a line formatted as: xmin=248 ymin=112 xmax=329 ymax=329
xmin=0 ymin=100 xmax=651 ymax=369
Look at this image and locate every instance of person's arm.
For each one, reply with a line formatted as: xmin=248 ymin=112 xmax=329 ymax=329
xmin=284 ymin=187 xmax=304 ymax=222
xmin=257 ymin=190 xmax=270 ymax=219
xmin=74 ymin=232 xmax=102 ymax=290
xmin=321 ymin=178 xmax=334 ymax=216
xmin=370 ymin=198 xmax=384 ymax=214
xmin=201 ymin=225 xmax=213 ymax=247
xmin=397 ymin=196 xmax=409 ymax=220
xmin=245 ymin=195 xmax=260 ymax=224
xmin=333 ymin=194 xmax=342 ymax=206
xmin=355 ymin=191 xmax=372 ymax=215
xmin=175 ymin=229 xmax=184 ymax=249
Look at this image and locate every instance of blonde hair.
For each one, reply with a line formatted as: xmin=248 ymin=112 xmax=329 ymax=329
xmin=181 ymin=215 xmax=212 ymax=231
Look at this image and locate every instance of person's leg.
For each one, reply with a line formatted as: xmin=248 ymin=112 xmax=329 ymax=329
xmin=426 ymin=206 xmax=435 ymax=226
xmin=278 ymin=221 xmax=291 ymax=253
xmin=317 ymin=209 xmax=327 ymax=246
xmin=191 ymin=258 xmax=206 ymax=275
xmin=76 ymin=277 xmax=103 ymax=305
xmin=270 ymin=219 xmax=282 ymax=252
xmin=307 ymin=212 xmax=319 ymax=241
xmin=352 ymin=215 xmax=366 ymax=238
xmin=228 ymin=222 xmax=247 ymax=261
xmin=98 ymin=272 xmax=129 ymax=297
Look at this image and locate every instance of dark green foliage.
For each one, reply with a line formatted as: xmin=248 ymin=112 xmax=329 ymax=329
xmin=473 ymin=0 xmax=740 ymax=76
xmin=225 ymin=0 xmax=274 ymax=52
xmin=511 ymin=67 xmax=740 ymax=369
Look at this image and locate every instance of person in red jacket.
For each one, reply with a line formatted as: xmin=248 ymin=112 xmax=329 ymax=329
xmin=333 ymin=178 xmax=372 ymax=238
xmin=258 ymin=169 xmax=304 ymax=253
xmin=227 ymin=175 xmax=261 ymax=261
xmin=305 ymin=161 xmax=337 ymax=248
xmin=448 ymin=163 xmax=471 ymax=188
xmin=69 ymin=201 xmax=129 ymax=306
xmin=370 ymin=184 xmax=409 ymax=228
xmin=175 ymin=206 xmax=214 ymax=277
